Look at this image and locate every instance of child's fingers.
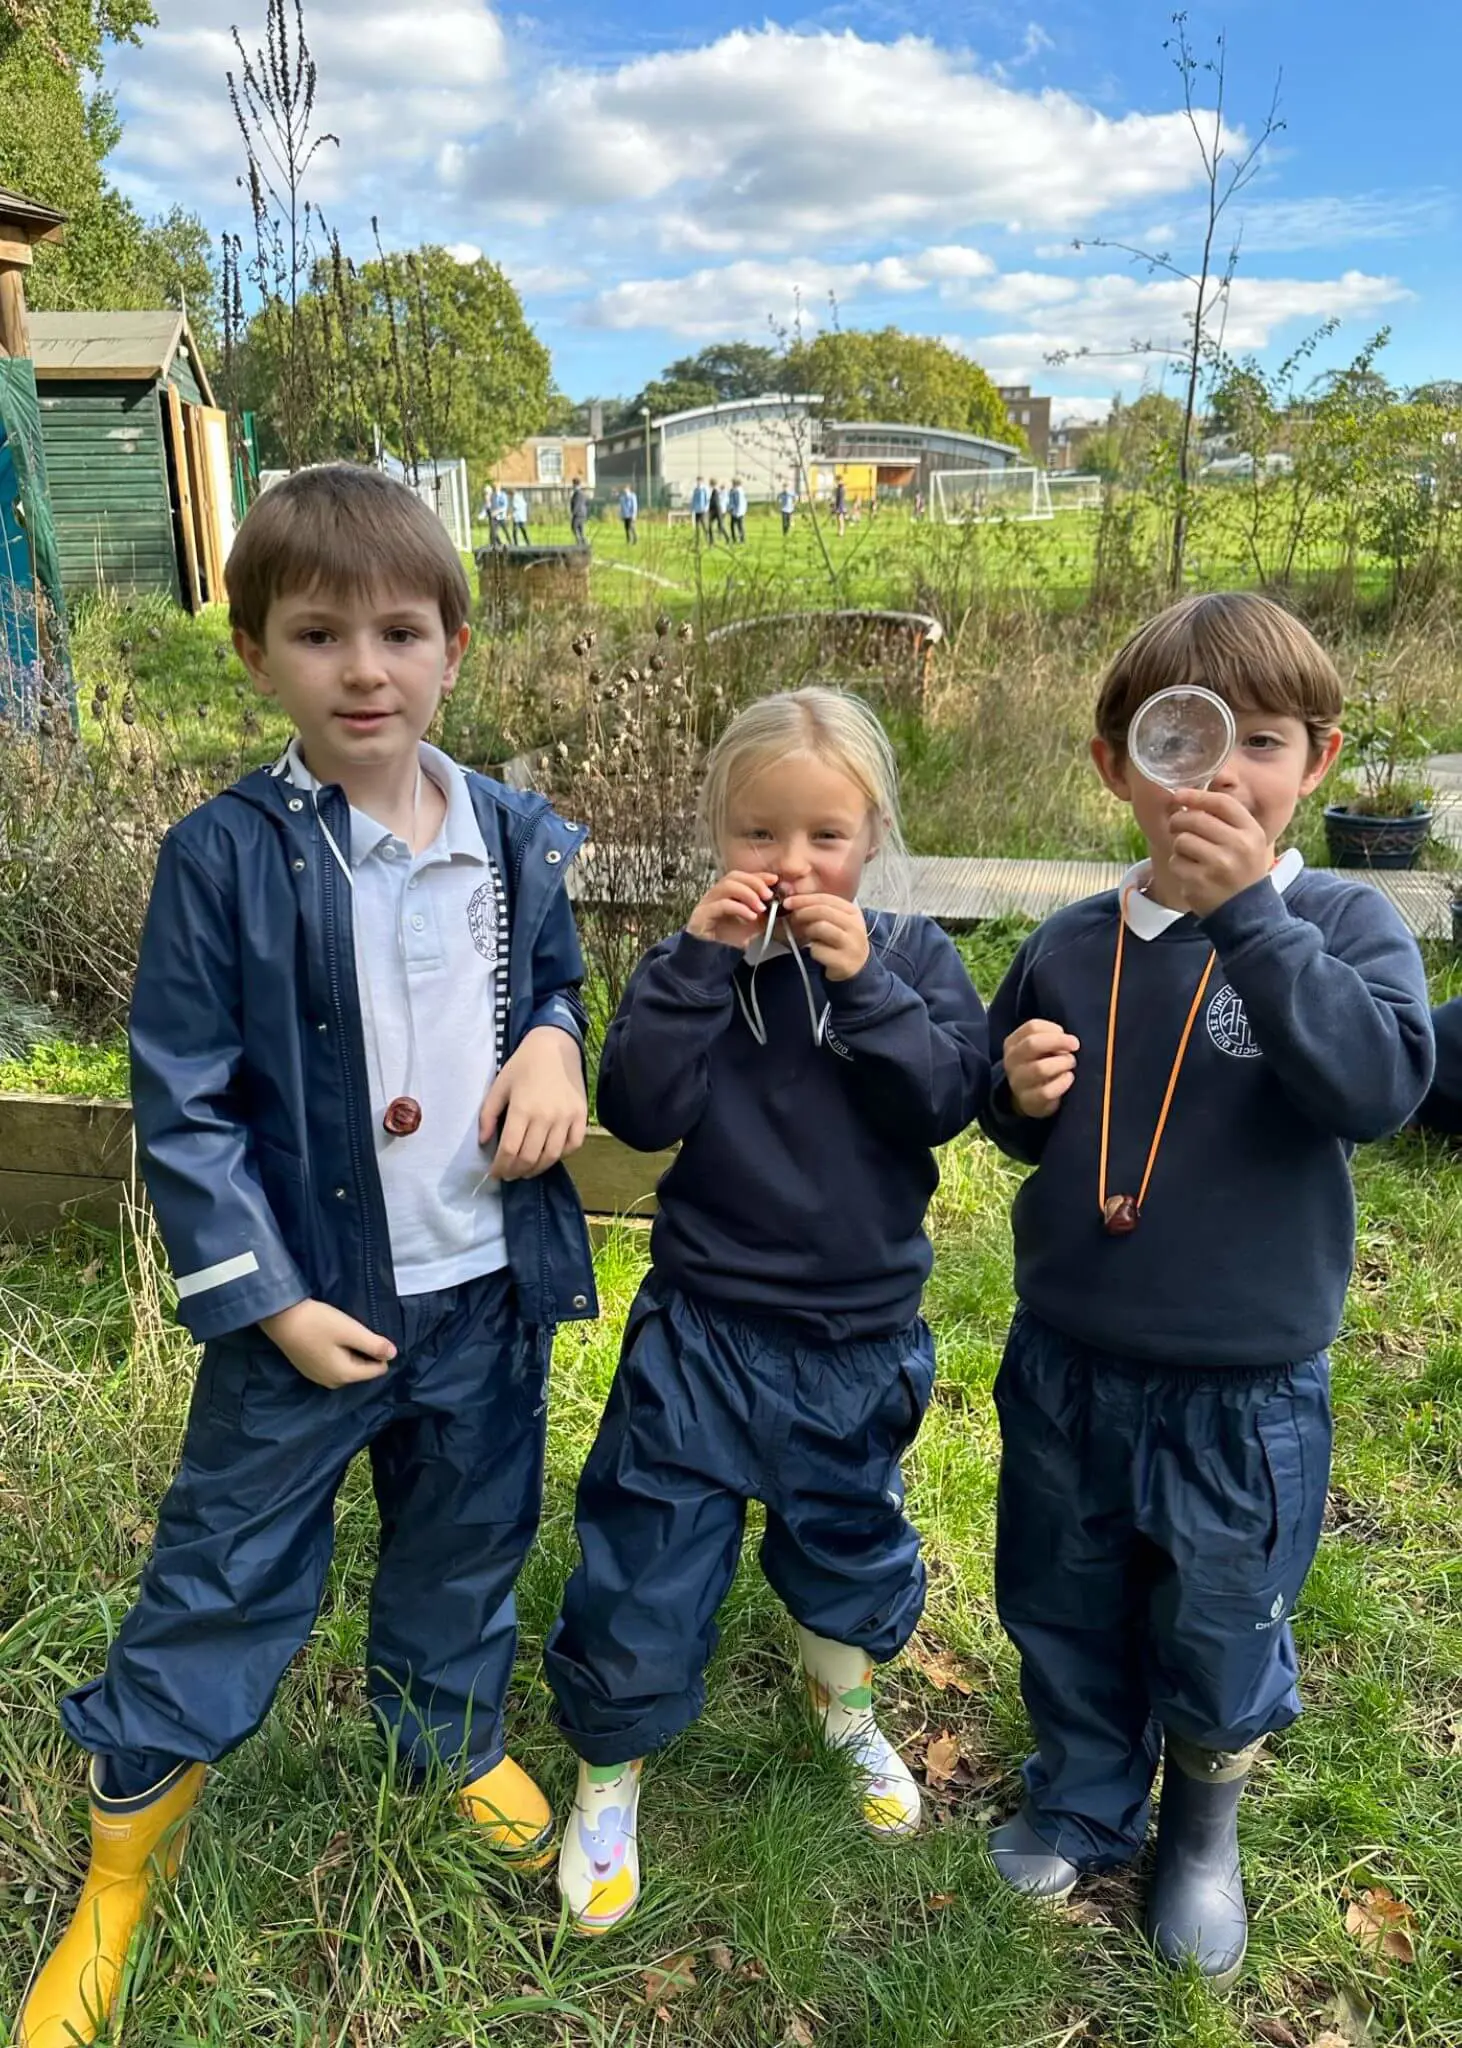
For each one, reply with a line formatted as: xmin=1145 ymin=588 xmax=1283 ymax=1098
xmin=1015 ymin=1050 xmax=1077 ymax=1084
xmin=1005 ymin=1021 xmax=1080 ymax=1059
xmin=318 ymin=1305 xmax=396 ymax=1360
xmin=335 ymin=1350 xmax=392 ymax=1382
xmin=478 ymin=1069 xmax=510 ymax=1145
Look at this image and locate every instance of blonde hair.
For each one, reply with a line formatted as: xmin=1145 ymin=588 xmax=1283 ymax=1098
xmin=698 ymin=687 xmax=913 ymax=925
xmin=1095 ymin=591 xmax=1343 ymax=759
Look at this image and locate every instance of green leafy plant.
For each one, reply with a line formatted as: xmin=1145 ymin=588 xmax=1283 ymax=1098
xmin=1335 ymin=651 xmax=1434 ymax=819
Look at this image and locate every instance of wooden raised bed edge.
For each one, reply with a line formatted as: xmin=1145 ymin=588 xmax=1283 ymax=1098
xmin=0 ymin=1092 xmax=669 ymax=1243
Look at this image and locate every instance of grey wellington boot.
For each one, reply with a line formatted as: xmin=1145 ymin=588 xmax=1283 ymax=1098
xmin=988 ymin=1807 xmax=1080 ymax=1902
xmin=1144 ymin=1738 xmax=1257 ymax=1988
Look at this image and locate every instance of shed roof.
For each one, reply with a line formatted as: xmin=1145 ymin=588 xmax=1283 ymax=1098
xmin=29 ymin=309 xmax=217 ymax=405
xmin=0 ymin=187 xmax=68 ymax=240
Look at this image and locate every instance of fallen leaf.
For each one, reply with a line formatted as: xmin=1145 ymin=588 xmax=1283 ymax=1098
xmin=1251 ymin=2022 xmax=1302 ymax=2048
xmin=737 ymin=1957 xmax=767 ymax=1981
xmin=1058 ymin=1899 xmax=1112 ymax=1927
xmin=654 ymin=2009 xmax=672 ymax=2026
xmin=925 ymin=1891 xmax=958 ymax=1911
xmin=1320 ymin=1985 xmax=1375 ymax=2046
xmin=785 ymin=2018 xmax=815 ymax=2046
xmin=923 ymin=1732 xmax=961 ymax=1785
xmin=708 ymin=1944 xmax=734 ymax=1972
xmin=906 ymin=1635 xmax=975 ymax=1695
xmin=80 ymin=1257 xmax=105 ymax=1285
xmin=1344 ymin=1886 xmax=1417 ymax=1964
xmin=643 ymin=1954 xmax=697 ymax=2003
xmin=1308 ymin=2036 xmax=1355 ymax=2048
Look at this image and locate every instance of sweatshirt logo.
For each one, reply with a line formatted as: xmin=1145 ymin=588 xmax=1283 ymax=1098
xmin=823 ymin=1026 xmax=855 ymax=1063
xmin=1206 ymin=984 xmax=1261 ymax=1059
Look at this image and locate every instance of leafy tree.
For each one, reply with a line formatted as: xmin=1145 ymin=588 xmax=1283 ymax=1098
xmin=242 ymin=239 xmax=549 ymax=473
xmin=362 ymin=243 xmax=550 ymax=469
xmin=1 ymin=2 xmax=215 ymax=336
xmin=628 ymin=375 xmax=717 ymax=422
xmin=783 ymin=327 xmax=1010 ymax=440
xmin=663 ymin=342 xmax=782 ymax=400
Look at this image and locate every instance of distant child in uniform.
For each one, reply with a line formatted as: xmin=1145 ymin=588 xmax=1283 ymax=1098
xmin=16 ymin=466 xmax=597 ymax=2048
xmin=544 ymin=687 xmax=989 ymax=1933
xmin=979 ymin=592 xmax=1434 ymax=1985
xmin=779 ymin=482 xmax=796 ymax=535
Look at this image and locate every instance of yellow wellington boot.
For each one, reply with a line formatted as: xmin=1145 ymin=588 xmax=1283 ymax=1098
xmin=17 ymin=1759 xmax=206 ymax=2048
xmin=457 ymin=1754 xmax=556 ymax=1869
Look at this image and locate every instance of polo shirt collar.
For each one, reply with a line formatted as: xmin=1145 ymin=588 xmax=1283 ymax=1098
xmin=1118 ymin=845 xmax=1304 ymax=940
xmin=280 ymin=736 xmax=486 ymax=869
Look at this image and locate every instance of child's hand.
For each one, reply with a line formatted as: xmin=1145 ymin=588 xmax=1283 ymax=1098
xmin=782 ymin=891 xmax=871 ymax=982
xmin=259 ymin=1298 xmax=395 ymax=1389
xmin=1003 ymin=1018 xmax=1080 ymax=1118
xmin=686 ymin=870 xmax=779 ymax=948
xmin=480 ymin=1025 xmax=589 ymax=1179
xmin=1167 ymin=788 xmax=1272 ymax=915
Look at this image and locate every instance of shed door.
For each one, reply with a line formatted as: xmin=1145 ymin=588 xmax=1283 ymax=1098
xmin=163 ymin=396 xmax=236 ymax=609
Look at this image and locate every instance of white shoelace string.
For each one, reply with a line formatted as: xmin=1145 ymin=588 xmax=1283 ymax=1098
xmin=734 ymin=896 xmax=829 ymax=1048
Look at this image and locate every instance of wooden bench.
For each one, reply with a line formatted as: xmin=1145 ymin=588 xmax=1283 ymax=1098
xmin=0 ymin=1094 xmax=670 ymax=1243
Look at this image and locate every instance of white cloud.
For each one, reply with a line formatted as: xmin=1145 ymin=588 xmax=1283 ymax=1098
xmin=111 ymin=0 xmax=508 ymax=209
xmin=582 ymin=245 xmax=996 ymax=334
xmin=962 ymin=267 xmax=1409 ymax=385
xmin=1230 ymin=190 xmax=1453 ymax=253
xmin=453 ymin=28 xmax=1237 ymax=247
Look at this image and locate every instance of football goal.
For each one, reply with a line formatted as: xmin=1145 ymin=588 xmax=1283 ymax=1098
xmin=931 ymin=466 xmax=1053 ymax=524
xmin=1047 ymin=472 xmax=1106 ymax=512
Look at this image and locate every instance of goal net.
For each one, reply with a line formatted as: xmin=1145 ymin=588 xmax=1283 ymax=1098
xmin=931 ymin=466 xmax=1053 ymax=524
xmin=1047 ymin=473 xmax=1105 ymax=513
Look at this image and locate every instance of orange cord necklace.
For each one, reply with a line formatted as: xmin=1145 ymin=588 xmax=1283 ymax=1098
xmin=1098 ymin=886 xmax=1217 ymax=1234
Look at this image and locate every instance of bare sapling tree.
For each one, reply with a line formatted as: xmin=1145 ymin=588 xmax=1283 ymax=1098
xmin=227 ymin=0 xmax=338 ymax=469
xmin=1049 ymin=13 xmax=1282 ymax=594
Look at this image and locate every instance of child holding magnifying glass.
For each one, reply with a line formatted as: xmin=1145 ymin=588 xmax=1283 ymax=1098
xmin=978 ymin=591 xmax=1435 ymax=1985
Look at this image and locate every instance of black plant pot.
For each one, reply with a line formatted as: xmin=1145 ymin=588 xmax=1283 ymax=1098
xmin=1323 ymin=803 xmax=1432 ymax=871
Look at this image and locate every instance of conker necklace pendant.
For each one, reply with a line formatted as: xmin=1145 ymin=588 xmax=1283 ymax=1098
xmin=1097 ymin=886 xmax=1216 ymax=1235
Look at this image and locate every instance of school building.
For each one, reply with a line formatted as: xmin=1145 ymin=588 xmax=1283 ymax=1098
xmin=593 ymin=395 xmax=1021 ymax=506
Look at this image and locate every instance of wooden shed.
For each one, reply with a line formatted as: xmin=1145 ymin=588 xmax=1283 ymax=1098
xmin=30 ymin=309 xmax=235 ymax=610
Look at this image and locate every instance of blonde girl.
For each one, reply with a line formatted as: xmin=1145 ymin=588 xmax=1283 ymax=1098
xmin=544 ymin=687 xmax=990 ymax=1932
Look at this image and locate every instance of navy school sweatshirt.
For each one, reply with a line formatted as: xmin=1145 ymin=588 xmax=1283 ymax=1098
xmin=1416 ymin=997 xmax=1462 ymax=1135
xmin=597 ymin=914 xmax=990 ymax=1341
xmin=980 ymin=863 xmax=1435 ymax=1368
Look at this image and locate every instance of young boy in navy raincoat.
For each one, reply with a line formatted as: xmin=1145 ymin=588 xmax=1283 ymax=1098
xmin=543 ymin=686 xmax=989 ymax=1934
xmin=979 ymin=592 xmax=1434 ymax=1987
xmin=18 ymin=466 xmax=597 ymax=2048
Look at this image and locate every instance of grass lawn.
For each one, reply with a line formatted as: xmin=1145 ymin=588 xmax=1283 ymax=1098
xmin=479 ymin=491 xmax=1389 ymax=622
xmin=2 ymin=938 xmax=1460 ymax=2047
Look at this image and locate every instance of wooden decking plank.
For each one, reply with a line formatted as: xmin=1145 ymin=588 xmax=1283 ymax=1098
xmin=576 ymin=847 xmax=1453 ymax=939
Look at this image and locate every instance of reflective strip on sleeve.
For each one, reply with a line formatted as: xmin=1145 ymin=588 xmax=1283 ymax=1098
xmin=175 ymin=1250 xmax=261 ymax=1299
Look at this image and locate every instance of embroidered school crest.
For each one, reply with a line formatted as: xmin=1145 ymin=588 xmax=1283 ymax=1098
xmin=1205 ymin=984 xmax=1261 ymax=1060
xmin=467 ymin=880 xmax=502 ymax=962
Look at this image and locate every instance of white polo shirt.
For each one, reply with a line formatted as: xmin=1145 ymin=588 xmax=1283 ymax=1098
xmin=1118 ymin=847 xmax=1304 ymax=939
xmin=285 ymin=738 xmax=509 ymax=1295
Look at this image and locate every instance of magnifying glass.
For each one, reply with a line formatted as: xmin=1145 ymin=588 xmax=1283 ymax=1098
xmin=1127 ymin=685 xmax=1236 ymax=791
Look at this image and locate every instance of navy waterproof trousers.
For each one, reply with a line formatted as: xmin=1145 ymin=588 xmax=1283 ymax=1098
xmin=994 ymin=1306 xmax=1332 ymax=1868
xmin=545 ymin=1279 xmax=935 ymax=1764
xmin=64 ymin=1272 xmax=549 ymax=1788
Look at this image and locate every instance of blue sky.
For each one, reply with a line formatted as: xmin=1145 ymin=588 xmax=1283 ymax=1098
xmin=102 ymin=0 xmax=1458 ymax=421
